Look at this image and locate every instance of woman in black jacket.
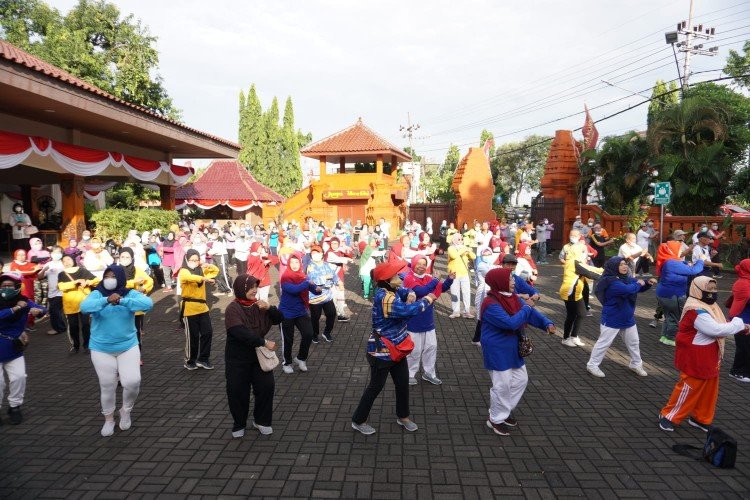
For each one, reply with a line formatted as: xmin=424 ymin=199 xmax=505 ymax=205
xmin=224 ymin=274 xmax=282 ymax=438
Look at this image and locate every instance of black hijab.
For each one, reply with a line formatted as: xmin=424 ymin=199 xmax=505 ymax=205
xmin=94 ymin=265 xmax=130 ymax=298
xmin=118 ymin=247 xmax=136 ymax=280
xmin=0 ymin=273 xmax=25 ymax=316
xmin=594 ymin=256 xmax=634 ymax=306
xmin=163 ymin=231 xmax=176 ymax=248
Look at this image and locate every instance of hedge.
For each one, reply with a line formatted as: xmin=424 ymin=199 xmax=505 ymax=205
xmin=90 ymin=208 xmax=179 ymax=241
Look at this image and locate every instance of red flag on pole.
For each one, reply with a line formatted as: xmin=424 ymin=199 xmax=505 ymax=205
xmin=582 ymin=104 xmax=599 ymax=150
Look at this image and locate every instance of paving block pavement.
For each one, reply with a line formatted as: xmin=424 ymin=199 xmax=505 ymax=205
xmin=1 ymin=258 xmax=749 ymax=499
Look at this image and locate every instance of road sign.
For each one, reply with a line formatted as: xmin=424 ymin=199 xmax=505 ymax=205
xmin=654 ymin=182 xmax=671 ymax=205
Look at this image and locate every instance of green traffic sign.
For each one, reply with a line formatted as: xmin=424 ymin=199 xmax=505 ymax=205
xmin=654 ymin=182 xmax=671 ymax=205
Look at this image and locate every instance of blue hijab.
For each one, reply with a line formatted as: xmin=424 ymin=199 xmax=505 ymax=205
xmin=95 ymin=264 xmax=130 ymax=298
xmin=594 ymin=256 xmax=634 ymax=306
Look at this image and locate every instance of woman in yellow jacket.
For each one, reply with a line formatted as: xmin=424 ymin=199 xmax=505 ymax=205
xmin=118 ymin=248 xmax=154 ymax=360
xmin=58 ymin=254 xmax=100 ymax=353
xmin=447 ymin=233 xmax=476 ymax=318
xmin=179 ymin=249 xmax=219 ymax=371
xmin=558 ymin=229 xmax=602 ymax=348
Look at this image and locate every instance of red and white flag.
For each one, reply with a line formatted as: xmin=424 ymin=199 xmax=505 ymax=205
xmin=582 ymin=104 xmax=599 ymax=150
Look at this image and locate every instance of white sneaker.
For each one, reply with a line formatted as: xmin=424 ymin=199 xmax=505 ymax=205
xmin=293 ymin=357 xmax=308 ymax=372
xmin=448 ymin=312 xmax=461 ymax=319
xmin=573 ymin=337 xmax=585 ymax=347
xmin=232 ymin=428 xmax=245 ymax=438
xmin=118 ymin=409 xmax=132 ymax=430
xmin=408 ymin=377 xmax=418 ymax=385
xmin=252 ymin=421 xmax=273 ymax=435
xmin=648 ymin=320 xmax=658 ymax=328
xmin=282 ymin=364 xmax=294 ymax=374
xmin=351 ymin=421 xmax=376 ymax=435
xmin=101 ymin=419 xmax=115 ymax=437
xmin=562 ymin=338 xmax=577 ymax=347
xmin=587 ymin=365 xmax=605 ymax=378
xmin=630 ymin=366 xmax=648 ymax=377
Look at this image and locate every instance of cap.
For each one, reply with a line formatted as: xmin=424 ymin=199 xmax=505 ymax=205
xmin=672 ymin=229 xmax=686 ymax=238
xmin=502 ymin=254 xmax=518 ymax=264
xmin=373 ymin=260 xmax=407 ymax=282
xmin=0 ymin=272 xmax=23 ymax=284
xmin=697 ymin=231 xmax=712 ymax=239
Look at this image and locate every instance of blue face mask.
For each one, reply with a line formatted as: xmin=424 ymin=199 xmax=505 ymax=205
xmin=482 ymin=255 xmax=494 ymax=263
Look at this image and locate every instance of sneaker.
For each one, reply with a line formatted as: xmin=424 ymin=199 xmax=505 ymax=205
xmin=486 ymin=419 xmax=511 ymax=436
xmin=503 ymin=414 xmax=518 ymax=427
xmin=337 ymin=315 xmax=350 ymax=322
xmin=587 ymin=365 xmax=606 ymax=378
xmin=322 ymin=333 xmax=333 ymax=343
xmin=422 ymin=373 xmax=442 ymax=385
xmin=293 ymin=357 xmax=308 ymax=372
xmin=46 ymin=329 xmax=60 ymax=335
xmin=351 ymin=421 xmax=376 ymax=435
xmin=232 ymin=428 xmax=245 ymax=438
xmin=282 ymin=364 xmax=294 ymax=374
xmin=101 ymin=419 xmax=116 ymax=437
xmin=648 ymin=320 xmax=658 ymax=328
xmin=585 ymin=312 xmax=593 ymax=317
xmin=562 ymin=337 xmax=577 ymax=347
xmin=471 ymin=341 xmax=481 ymax=346
xmin=184 ymin=361 xmax=198 ymax=371
xmin=688 ymin=417 xmax=710 ymax=432
xmin=462 ymin=313 xmax=474 ymax=319
xmin=573 ymin=337 xmax=585 ymax=347
xmin=659 ymin=417 xmax=675 ymax=432
xmin=659 ymin=336 xmax=676 ymax=346
xmin=397 ymin=419 xmax=418 ymax=432
xmin=7 ymin=406 xmax=22 ymax=425
xmin=729 ymin=373 xmax=750 ymax=383
xmin=448 ymin=313 xmax=461 ymax=319
xmin=118 ymin=409 xmax=131 ymax=430
xmin=252 ymin=421 xmax=273 ymax=435
xmin=195 ymin=360 xmax=214 ymax=370
xmin=630 ymin=366 xmax=648 ymax=377
xmin=69 ymin=345 xmax=79 ymax=353
xmin=408 ymin=377 xmax=418 ymax=386
xmin=311 ymin=337 xmax=319 ymax=344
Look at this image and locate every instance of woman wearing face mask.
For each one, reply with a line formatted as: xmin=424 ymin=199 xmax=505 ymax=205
xmin=473 ymin=247 xmax=500 ymax=345
xmin=77 ymin=230 xmax=93 ymax=253
xmin=514 ymin=243 xmax=538 ymax=284
xmin=447 ymin=233 xmax=476 ymax=319
xmin=729 ymin=260 xmax=750 ymax=382
xmin=417 ymin=231 xmax=438 ymax=275
xmin=144 ymin=235 xmax=164 ymax=289
xmin=64 ymin=238 xmax=82 ymax=265
xmin=351 ymin=260 xmax=437 ymax=435
xmin=81 ymin=265 xmax=153 ymax=436
xmin=325 ymin=237 xmax=353 ymax=322
xmin=83 ymin=238 xmax=114 ymax=280
xmin=179 ymin=249 xmax=219 ymax=370
xmin=8 ymin=203 xmax=32 ymax=251
xmin=118 ymin=248 xmax=154 ymax=360
xmin=305 ymin=245 xmax=340 ymax=343
xmin=40 ymin=246 xmax=67 ymax=336
xmin=658 ymin=276 xmax=750 ymax=432
xmin=279 ymin=253 xmax=320 ymax=374
xmin=586 ymin=257 xmax=656 ymax=378
xmin=0 ymin=272 xmax=46 ymax=425
xmin=233 ymin=232 xmax=251 ymax=277
xmin=9 ymin=249 xmax=42 ymax=331
xmin=207 ymin=230 xmax=233 ymax=295
xmin=159 ymin=232 xmax=177 ymax=292
xmin=246 ymin=242 xmax=272 ymax=302
xmin=58 ymin=255 xmax=98 ymax=353
xmin=225 ymin=274 xmax=282 ymax=437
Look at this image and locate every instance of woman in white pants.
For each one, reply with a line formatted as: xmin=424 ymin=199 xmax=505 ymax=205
xmin=447 ymin=234 xmax=475 ymax=318
xmin=81 ymin=265 xmax=153 ymax=436
xmin=587 ymin=257 xmax=656 ymax=378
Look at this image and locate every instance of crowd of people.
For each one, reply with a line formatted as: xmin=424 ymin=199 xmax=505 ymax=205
xmin=1 ymin=206 xmax=749 ymax=441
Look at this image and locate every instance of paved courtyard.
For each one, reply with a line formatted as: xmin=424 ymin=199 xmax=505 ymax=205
xmin=1 ymin=257 xmax=749 ymax=499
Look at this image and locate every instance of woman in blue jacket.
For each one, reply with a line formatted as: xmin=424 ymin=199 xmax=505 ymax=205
xmin=480 ymin=268 xmax=555 ymax=436
xmin=279 ymin=253 xmax=320 ymax=373
xmin=81 ymin=265 xmax=153 ymax=436
xmin=587 ymin=257 xmax=656 ymax=378
xmin=0 ymin=272 xmax=46 ymax=425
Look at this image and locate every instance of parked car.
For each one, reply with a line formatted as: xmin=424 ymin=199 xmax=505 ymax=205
xmin=718 ymin=204 xmax=750 ymax=220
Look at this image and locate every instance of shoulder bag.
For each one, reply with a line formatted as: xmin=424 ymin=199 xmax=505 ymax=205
xmin=255 ymin=345 xmax=280 ymax=372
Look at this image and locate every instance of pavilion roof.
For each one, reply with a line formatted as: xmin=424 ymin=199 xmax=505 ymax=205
xmin=301 ymin=118 xmax=411 ymax=163
xmin=175 ymin=160 xmax=284 ymax=203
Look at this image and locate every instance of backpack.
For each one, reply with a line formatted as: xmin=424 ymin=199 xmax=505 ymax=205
xmin=673 ymin=426 xmax=737 ymax=469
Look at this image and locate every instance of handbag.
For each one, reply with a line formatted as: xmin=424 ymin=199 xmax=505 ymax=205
xmin=24 ymin=225 xmax=39 ymax=236
xmin=518 ymin=333 xmax=534 ymax=357
xmin=374 ymin=331 xmax=414 ymax=362
xmin=255 ymin=345 xmax=279 ymax=372
xmin=0 ymin=332 xmax=29 ymax=353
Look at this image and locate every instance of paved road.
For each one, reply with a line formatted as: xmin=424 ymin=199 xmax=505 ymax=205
xmin=1 ymin=258 xmax=749 ymax=499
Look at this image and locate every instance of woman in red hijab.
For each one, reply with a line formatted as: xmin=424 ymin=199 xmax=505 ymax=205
xmin=278 ymin=253 xmax=320 ymax=374
xmin=480 ymin=268 xmax=555 ymax=436
xmin=729 ymin=259 xmax=750 ymax=382
xmin=9 ymin=249 xmax=42 ymax=329
xmin=246 ymin=242 xmax=271 ymax=302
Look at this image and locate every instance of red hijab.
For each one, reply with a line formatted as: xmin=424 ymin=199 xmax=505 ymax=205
xmin=246 ymin=242 xmax=270 ymax=286
xmin=516 ymin=242 xmax=537 ymax=270
xmin=280 ymin=253 xmax=309 ymax=309
xmin=480 ymin=268 xmax=522 ymax=318
xmin=730 ymin=259 xmax=750 ymax=318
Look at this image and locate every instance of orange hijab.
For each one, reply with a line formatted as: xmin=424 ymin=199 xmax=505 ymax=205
xmin=655 ymin=240 xmax=682 ymax=276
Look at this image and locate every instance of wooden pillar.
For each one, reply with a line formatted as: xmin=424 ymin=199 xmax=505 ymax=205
xmin=60 ymin=175 xmax=86 ymax=242
xmin=376 ymin=154 xmax=383 ymax=175
xmin=391 ymin=155 xmax=398 ymax=176
xmin=319 ymin=156 xmax=327 ymax=179
xmin=339 ymin=156 xmax=346 ymax=174
xmin=160 ymin=185 xmax=176 ymax=211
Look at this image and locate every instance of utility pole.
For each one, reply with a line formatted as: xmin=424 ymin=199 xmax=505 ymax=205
xmin=399 ymin=113 xmax=421 ymax=206
xmin=665 ymin=0 xmax=718 ymax=93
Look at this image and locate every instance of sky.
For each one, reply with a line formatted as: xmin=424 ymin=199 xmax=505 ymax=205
xmin=54 ymin=0 xmax=750 ymax=165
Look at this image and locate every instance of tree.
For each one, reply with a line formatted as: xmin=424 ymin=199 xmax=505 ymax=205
xmin=480 ymin=129 xmax=495 ymax=156
xmin=256 ymin=96 xmax=281 ymax=191
xmin=403 ymin=146 xmax=421 ymax=162
xmin=492 ymin=135 xmax=551 ymax=205
xmin=422 ymin=144 xmax=459 ymax=202
xmin=0 ymin=0 xmax=180 ymax=119
xmin=725 ymin=40 xmax=750 ymax=90
xmin=238 ymin=84 xmax=264 ymax=171
xmin=279 ymin=96 xmax=302 ymax=196
xmin=647 ymin=79 xmax=679 ymax=128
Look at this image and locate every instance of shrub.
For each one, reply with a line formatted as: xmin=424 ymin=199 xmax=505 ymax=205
xmin=90 ymin=208 xmax=179 ymax=241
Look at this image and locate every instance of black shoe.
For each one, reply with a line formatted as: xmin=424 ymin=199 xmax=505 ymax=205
xmin=503 ymin=414 xmax=518 ymax=427
xmin=196 ymin=360 xmax=214 ymax=370
xmin=688 ymin=417 xmax=710 ymax=432
xmin=337 ymin=315 xmax=350 ymax=322
xmin=7 ymin=406 xmax=22 ymax=425
xmin=184 ymin=361 xmax=198 ymax=370
xmin=311 ymin=337 xmax=319 ymax=344
xmin=322 ymin=333 xmax=333 ymax=343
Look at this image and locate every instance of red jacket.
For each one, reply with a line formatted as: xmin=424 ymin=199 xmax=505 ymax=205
xmin=675 ymin=309 xmax=721 ymax=379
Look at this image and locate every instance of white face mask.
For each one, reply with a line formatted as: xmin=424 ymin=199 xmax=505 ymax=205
xmin=311 ymin=253 xmax=323 ymax=263
xmin=51 ymin=253 xmax=62 ymax=261
xmin=570 ymin=237 xmax=580 ymax=245
xmin=103 ymin=278 xmax=118 ymax=291
xmin=119 ymin=257 xmax=132 ymax=267
xmin=187 ymin=262 xmax=200 ymax=270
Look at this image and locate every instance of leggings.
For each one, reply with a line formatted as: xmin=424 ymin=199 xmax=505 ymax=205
xmin=280 ymin=316 xmax=314 ymax=365
xmin=563 ymin=296 xmax=586 ymax=339
xmin=310 ymin=300 xmax=336 ymax=340
xmin=90 ymin=345 xmax=141 ymax=415
xmin=67 ymin=312 xmax=90 ymax=349
xmin=135 ymin=315 xmax=144 ymax=351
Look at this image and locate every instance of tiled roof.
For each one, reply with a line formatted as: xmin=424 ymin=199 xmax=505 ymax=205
xmin=301 ymin=118 xmax=411 ymax=160
xmin=175 ymin=159 xmax=284 ymax=203
xmin=0 ymin=39 xmax=239 ymax=150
